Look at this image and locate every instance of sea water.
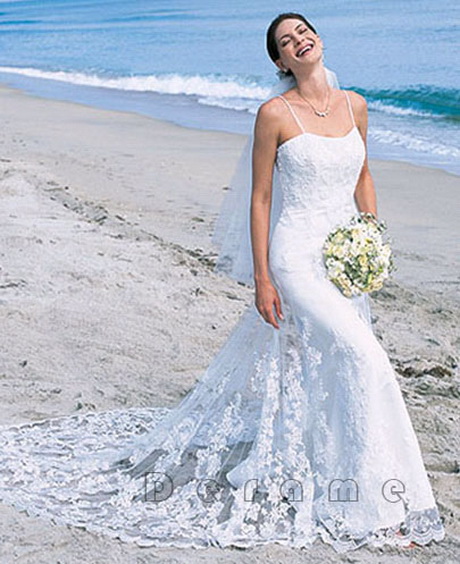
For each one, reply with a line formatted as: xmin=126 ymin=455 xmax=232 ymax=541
xmin=0 ymin=0 xmax=458 ymax=175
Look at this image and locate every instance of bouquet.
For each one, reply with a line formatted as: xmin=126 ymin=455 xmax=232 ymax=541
xmin=322 ymin=212 xmax=395 ymax=298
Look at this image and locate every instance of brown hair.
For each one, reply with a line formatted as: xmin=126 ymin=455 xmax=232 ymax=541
xmin=266 ymin=13 xmax=318 ymax=77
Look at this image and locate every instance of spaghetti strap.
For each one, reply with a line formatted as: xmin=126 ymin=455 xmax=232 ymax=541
xmin=278 ymin=95 xmax=305 ymax=134
xmin=344 ymin=90 xmax=356 ymax=128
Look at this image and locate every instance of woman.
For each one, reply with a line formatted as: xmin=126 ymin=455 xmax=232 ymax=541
xmin=252 ymin=13 xmax=377 ymax=331
xmin=0 ymin=13 xmax=446 ymax=554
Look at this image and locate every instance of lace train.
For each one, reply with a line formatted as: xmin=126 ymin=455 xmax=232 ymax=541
xmin=0 ymin=300 xmax=445 ymax=552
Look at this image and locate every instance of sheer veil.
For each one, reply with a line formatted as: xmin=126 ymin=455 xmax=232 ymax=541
xmin=211 ymin=67 xmax=340 ymax=287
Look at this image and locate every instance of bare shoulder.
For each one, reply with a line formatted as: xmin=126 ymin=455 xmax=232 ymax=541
xmin=345 ymin=89 xmax=367 ymax=113
xmin=257 ymin=95 xmax=287 ymax=121
xmin=345 ymin=90 xmax=369 ymax=134
xmin=255 ymin=95 xmax=289 ymax=138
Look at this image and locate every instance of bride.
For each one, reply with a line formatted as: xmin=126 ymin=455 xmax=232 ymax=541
xmin=0 ymin=12 xmax=446 ymax=554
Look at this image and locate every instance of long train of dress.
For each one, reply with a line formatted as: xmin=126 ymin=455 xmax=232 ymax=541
xmin=0 ymin=90 xmax=446 ymax=552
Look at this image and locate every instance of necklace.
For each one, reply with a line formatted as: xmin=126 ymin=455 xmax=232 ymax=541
xmin=296 ymin=86 xmax=332 ymax=118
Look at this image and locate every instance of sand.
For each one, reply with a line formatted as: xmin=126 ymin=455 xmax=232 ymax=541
xmin=0 ymin=83 xmax=458 ymax=563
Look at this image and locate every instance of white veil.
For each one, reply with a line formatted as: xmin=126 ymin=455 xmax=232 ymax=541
xmin=211 ymin=67 xmax=340 ymax=287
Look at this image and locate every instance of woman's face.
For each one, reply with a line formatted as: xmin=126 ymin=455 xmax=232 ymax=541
xmin=274 ymin=18 xmax=323 ymax=75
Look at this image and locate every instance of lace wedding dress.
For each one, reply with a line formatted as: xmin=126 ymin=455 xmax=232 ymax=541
xmin=0 ymin=90 xmax=445 ymax=553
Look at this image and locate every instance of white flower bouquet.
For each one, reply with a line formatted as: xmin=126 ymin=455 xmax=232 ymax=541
xmin=322 ymin=212 xmax=395 ymax=298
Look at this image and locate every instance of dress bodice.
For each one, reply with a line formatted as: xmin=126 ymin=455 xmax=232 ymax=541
xmin=268 ymin=91 xmax=367 ymax=275
xmin=273 ymin=91 xmax=366 ymax=240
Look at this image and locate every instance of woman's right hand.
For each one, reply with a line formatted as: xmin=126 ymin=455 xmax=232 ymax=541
xmin=255 ymin=279 xmax=284 ymax=330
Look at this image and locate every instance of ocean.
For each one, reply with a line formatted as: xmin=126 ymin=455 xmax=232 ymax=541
xmin=0 ymin=0 xmax=459 ymax=175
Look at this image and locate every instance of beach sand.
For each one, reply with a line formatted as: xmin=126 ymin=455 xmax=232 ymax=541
xmin=0 ymin=83 xmax=458 ymax=563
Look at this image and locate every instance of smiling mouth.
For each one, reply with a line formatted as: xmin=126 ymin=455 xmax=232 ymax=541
xmin=296 ymin=43 xmax=314 ymax=57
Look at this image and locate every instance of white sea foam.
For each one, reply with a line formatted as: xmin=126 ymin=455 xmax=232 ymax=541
xmin=0 ymin=66 xmax=271 ymax=106
xmin=197 ymin=96 xmax=260 ymax=115
xmin=370 ymin=128 xmax=460 ymax=158
xmin=368 ymin=100 xmax=438 ymax=119
xmin=0 ymin=66 xmax=449 ymax=122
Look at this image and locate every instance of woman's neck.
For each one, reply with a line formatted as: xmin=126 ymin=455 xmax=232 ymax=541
xmin=294 ymin=65 xmax=331 ymax=99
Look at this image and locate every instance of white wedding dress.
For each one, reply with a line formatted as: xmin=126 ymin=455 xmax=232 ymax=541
xmin=0 ymin=90 xmax=445 ymax=553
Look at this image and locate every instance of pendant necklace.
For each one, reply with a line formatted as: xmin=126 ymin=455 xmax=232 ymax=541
xmin=296 ymin=86 xmax=332 ymax=117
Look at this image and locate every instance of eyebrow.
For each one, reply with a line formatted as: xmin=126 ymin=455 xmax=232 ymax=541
xmin=278 ymin=23 xmax=305 ymax=42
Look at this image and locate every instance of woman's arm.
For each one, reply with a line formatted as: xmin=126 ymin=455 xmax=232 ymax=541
xmin=351 ymin=92 xmax=378 ymax=218
xmin=250 ymin=100 xmax=284 ymax=329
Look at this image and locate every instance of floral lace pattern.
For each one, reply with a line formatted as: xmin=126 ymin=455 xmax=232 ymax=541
xmin=0 ymin=121 xmax=445 ymax=552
